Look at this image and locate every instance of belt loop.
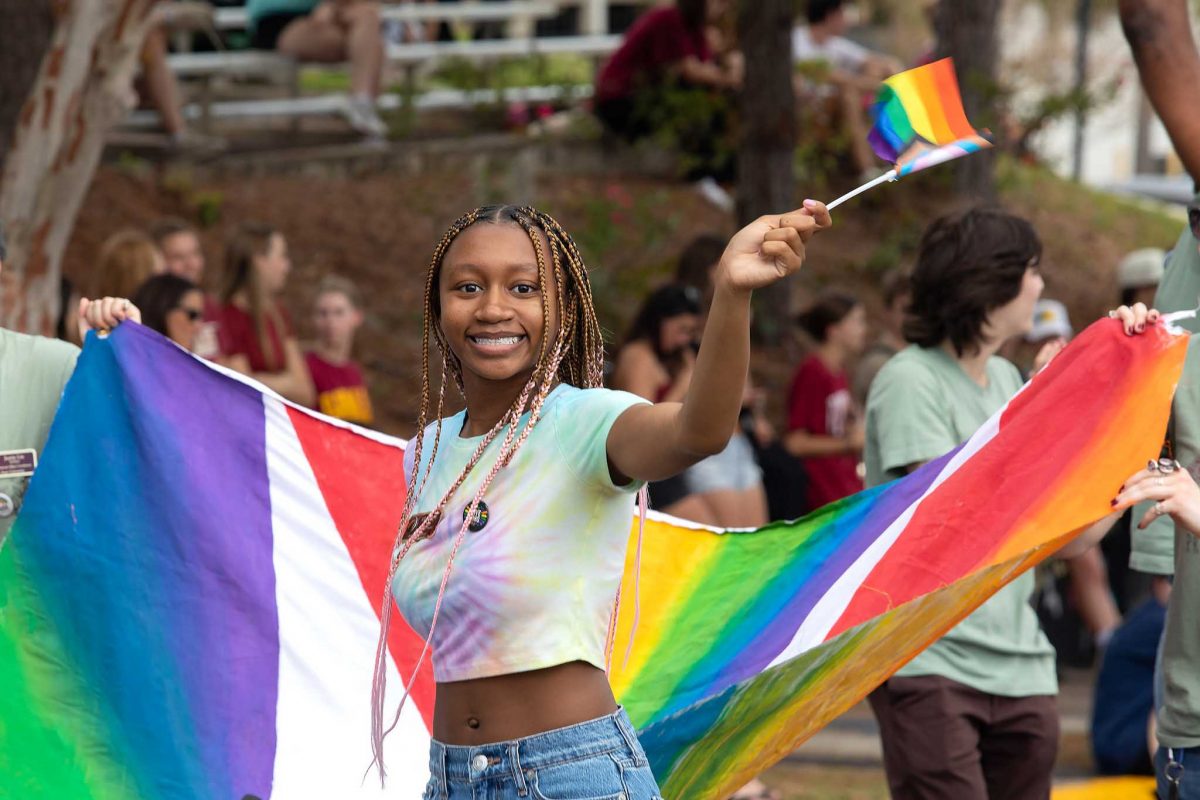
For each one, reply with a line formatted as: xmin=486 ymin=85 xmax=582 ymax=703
xmin=614 ymin=706 xmax=646 ymax=767
xmin=511 ymin=742 xmax=529 ymax=797
xmin=436 ymin=742 xmax=449 ymax=800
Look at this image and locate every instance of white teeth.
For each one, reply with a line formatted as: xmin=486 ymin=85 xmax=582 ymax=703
xmin=471 ymin=336 xmax=521 ymax=346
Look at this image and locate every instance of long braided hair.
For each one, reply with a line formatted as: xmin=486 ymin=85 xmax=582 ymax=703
xmin=368 ymin=205 xmax=609 ymax=780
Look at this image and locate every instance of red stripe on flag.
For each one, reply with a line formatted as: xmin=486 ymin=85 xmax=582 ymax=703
xmin=287 ymin=409 xmax=436 ymax=728
xmin=825 ymin=321 xmax=1181 ymax=639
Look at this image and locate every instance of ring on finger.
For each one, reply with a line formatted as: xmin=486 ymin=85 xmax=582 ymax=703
xmin=1155 ymin=501 xmax=1167 ymax=516
xmin=1159 ymin=458 xmax=1178 ymax=474
xmin=1149 ymin=459 xmax=1161 ymax=472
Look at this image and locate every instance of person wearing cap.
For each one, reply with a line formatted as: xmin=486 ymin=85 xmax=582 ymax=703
xmin=0 ymin=225 xmax=141 ymax=543
xmin=1119 ymin=1 xmax=1200 ymax=796
xmin=1119 ymin=247 xmax=1166 ymax=310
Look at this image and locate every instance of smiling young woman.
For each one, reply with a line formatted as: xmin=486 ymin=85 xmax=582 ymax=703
xmin=372 ymin=203 xmax=830 ymax=799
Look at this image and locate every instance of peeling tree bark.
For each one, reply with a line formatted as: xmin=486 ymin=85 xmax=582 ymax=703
xmin=0 ymin=0 xmax=155 ymax=334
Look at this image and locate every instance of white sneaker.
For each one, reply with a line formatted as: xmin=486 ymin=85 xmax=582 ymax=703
xmin=343 ymin=97 xmax=388 ymax=139
xmin=168 ymin=129 xmax=226 ymax=154
xmin=695 ymin=176 xmax=735 ymax=213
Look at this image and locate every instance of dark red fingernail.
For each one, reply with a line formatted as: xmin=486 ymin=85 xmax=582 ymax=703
xmin=1137 ymin=323 xmax=1145 ymax=332
xmin=1111 ymin=498 xmax=1118 ymax=506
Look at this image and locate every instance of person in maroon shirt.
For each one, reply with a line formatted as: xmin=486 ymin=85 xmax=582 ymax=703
xmin=594 ymin=0 xmax=742 ymax=183
xmin=785 ymin=290 xmax=869 ymax=510
xmin=304 ymin=275 xmax=374 ymax=425
xmin=215 ymin=223 xmax=315 ymax=407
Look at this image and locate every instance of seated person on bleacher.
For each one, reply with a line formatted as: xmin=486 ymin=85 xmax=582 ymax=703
xmin=792 ymin=0 xmax=900 ymax=182
xmin=246 ymin=0 xmax=388 ymax=137
xmin=594 ymin=0 xmax=742 ymax=189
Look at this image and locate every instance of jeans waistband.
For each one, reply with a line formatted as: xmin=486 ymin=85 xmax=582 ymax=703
xmin=428 ymin=706 xmax=645 ymax=785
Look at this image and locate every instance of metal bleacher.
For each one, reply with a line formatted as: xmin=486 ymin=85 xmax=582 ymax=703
xmin=131 ymin=0 xmax=652 ymax=134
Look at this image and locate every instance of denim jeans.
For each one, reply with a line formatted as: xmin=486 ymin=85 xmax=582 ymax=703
xmin=423 ymin=707 xmax=664 ymax=799
xmin=1158 ymin=746 xmax=1200 ymax=800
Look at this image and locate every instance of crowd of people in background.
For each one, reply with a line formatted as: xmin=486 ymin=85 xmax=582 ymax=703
xmin=55 ymin=218 xmax=374 ymax=426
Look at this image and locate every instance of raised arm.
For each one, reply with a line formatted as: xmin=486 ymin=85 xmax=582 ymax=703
xmin=1119 ymin=0 xmax=1200 ymax=179
xmin=606 ymin=202 xmax=832 ymax=483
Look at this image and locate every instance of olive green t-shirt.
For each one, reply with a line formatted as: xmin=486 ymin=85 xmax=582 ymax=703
xmin=1152 ymin=204 xmax=1200 ymax=748
xmin=865 ymin=345 xmax=1058 ymax=698
xmin=0 ymin=328 xmax=78 ymax=543
xmin=1132 ymin=219 xmax=1200 ymax=577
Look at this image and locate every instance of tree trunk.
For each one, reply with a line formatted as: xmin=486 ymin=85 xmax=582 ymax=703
xmin=736 ymin=0 xmax=797 ymax=343
xmin=933 ymin=0 xmax=1002 ymax=201
xmin=0 ymin=0 xmax=55 ymax=160
xmin=0 ymin=0 xmax=155 ymax=335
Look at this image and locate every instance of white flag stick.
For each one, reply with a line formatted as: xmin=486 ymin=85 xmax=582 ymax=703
xmin=825 ymin=169 xmax=899 ymax=210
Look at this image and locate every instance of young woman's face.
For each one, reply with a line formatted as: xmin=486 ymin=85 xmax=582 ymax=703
xmin=255 ymin=233 xmax=291 ymax=295
xmin=313 ymin=290 xmax=362 ymax=347
xmin=165 ymin=289 xmax=206 ymax=352
xmin=986 ymin=265 xmax=1045 ymax=344
xmin=706 ymin=0 xmax=731 ymax=23
xmin=438 ymin=224 xmax=560 ymax=392
xmin=829 ymin=304 xmax=869 ymax=354
xmin=658 ymin=312 xmax=700 ymax=358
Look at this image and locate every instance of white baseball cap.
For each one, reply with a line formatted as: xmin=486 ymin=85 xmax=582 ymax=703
xmin=1118 ymin=248 xmax=1166 ymax=289
xmin=1026 ymin=299 xmax=1072 ymax=342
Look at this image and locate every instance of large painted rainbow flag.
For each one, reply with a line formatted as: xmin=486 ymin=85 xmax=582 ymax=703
xmin=868 ymin=57 xmax=993 ymax=178
xmin=0 ymin=319 xmax=1188 ymax=798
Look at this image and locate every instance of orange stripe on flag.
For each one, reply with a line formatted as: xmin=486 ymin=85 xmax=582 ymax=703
xmin=929 ymin=58 xmax=975 ymax=140
xmin=911 ymin=65 xmax=955 ymax=144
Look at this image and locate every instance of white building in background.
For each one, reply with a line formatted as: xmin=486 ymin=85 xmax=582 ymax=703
xmin=1003 ymin=2 xmax=1191 ymax=202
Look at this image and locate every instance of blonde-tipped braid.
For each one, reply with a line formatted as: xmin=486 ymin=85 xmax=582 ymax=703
xmin=369 ymin=205 xmax=607 ymax=783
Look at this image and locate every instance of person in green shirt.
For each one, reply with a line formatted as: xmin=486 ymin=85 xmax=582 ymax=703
xmin=1119 ymin=1 xmax=1200 ymax=795
xmin=864 ymin=207 xmax=1121 ymax=800
xmin=0 ymin=228 xmax=141 ymax=543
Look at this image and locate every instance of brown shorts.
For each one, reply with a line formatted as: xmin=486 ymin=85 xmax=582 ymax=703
xmin=868 ymin=674 xmax=1059 ymax=800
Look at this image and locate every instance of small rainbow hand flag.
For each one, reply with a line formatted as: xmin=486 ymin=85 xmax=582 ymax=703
xmin=868 ymin=57 xmax=993 ymax=176
xmin=827 ymin=58 xmax=993 ymax=209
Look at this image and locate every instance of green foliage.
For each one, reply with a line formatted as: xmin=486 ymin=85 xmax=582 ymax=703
xmin=569 ymin=183 xmax=682 ymax=327
xmin=630 ymin=84 xmax=737 ymax=181
xmin=192 ymin=191 xmax=225 ymax=227
xmin=995 ymin=157 xmax=1183 ymax=244
xmin=297 ymin=67 xmax=351 ymax=94
xmin=428 ymin=53 xmax=593 ymax=92
xmin=158 ymin=167 xmax=224 ymax=228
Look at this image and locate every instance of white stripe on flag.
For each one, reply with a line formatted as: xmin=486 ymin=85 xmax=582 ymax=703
xmin=766 ymin=407 xmax=1006 ymax=667
xmin=265 ymin=398 xmax=430 ymax=796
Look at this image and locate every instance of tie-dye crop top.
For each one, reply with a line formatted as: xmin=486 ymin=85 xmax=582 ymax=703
xmin=390 ymin=384 xmax=648 ymax=683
